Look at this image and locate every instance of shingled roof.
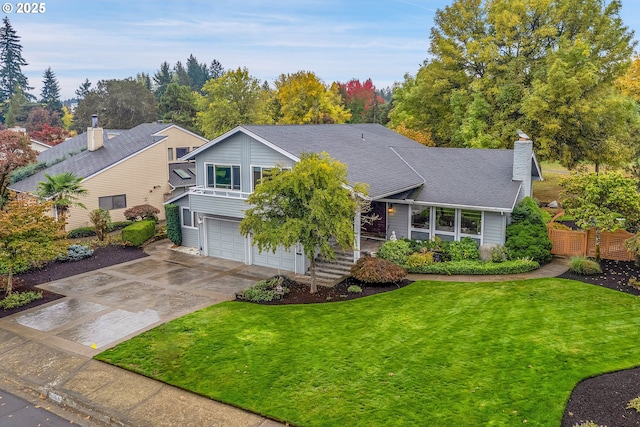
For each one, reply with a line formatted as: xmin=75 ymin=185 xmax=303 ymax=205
xmin=10 ymin=123 xmax=173 ymax=193
xmin=185 ymin=124 xmax=534 ymax=211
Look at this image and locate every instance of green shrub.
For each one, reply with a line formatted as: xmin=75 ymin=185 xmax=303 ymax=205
xmin=67 ymin=226 xmax=96 ymax=239
xmin=569 ymin=257 xmax=602 ymax=275
xmin=89 ymin=208 xmax=111 ymax=241
xmin=347 ymin=285 xmax=362 ymax=293
xmin=491 ymin=245 xmax=509 ymax=263
xmin=124 ymin=204 xmax=160 ymax=222
xmin=350 ymin=256 xmax=407 ymax=284
xmin=240 ymin=276 xmax=289 ymax=302
xmin=448 ymin=237 xmax=480 ymax=261
xmin=0 ymin=291 xmax=42 ymax=309
xmin=376 ymin=240 xmax=412 ymax=265
xmin=121 ymin=219 xmax=156 ymax=247
xmin=165 ymin=204 xmax=182 ymax=246
xmin=505 ymin=197 xmax=552 ymax=264
xmin=56 ymin=244 xmax=94 ymax=262
xmin=405 ymin=251 xmax=435 ymax=269
xmin=407 ymin=259 xmax=539 ymax=275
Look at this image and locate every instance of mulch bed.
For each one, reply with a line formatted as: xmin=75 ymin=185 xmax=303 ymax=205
xmin=0 ymin=245 xmax=147 ymax=319
xmin=558 ymin=259 xmax=640 ymax=427
xmin=238 ymin=275 xmax=413 ymax=305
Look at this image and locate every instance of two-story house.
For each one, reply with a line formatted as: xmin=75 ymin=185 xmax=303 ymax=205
xmin=171 ymin=124 xmax=542 ymax=275
xmin=10 ymin=119 xmax=208 ymax=231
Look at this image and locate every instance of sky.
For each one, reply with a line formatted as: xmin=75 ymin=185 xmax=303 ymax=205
xmin=5 ymin=0 xmax=640 ymax=100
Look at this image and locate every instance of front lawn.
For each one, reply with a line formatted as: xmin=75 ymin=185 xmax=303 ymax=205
xmin=96 ymin=279 xmax=640 ymax=426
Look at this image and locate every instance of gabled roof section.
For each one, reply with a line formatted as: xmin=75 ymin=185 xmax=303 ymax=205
xmin=10 ymin=122 xmax=174 ymax=193
xmin=391 ymin=146 xmax=523 ymax=211
xmin=187 ymin=124 xmax=425 ymax=199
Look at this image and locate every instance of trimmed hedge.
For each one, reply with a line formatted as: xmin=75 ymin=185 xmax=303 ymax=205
xmin=67 ymin=221 xmax=132 ymax=239
xmin=165 ymin=203 xmax=182 ymax=245
xmin=407 ymin=259 xmax=540 ymax=275
xmin=121 ymin=219 xmax=156 ymax=247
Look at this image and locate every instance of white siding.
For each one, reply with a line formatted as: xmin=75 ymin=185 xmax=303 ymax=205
xmin=189 ymin=195 xmax=247 ymax=218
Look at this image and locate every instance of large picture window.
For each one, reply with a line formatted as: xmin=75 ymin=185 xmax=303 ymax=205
xmin=435 ymin=207 xmax=455 ymax=232
xmin=460 ymin=210 xmax=482 ymax=236
xmin=99 ymin=194 xmax=127 ymax=210
xmin=206 ymin=164 xmax=240 ymax=190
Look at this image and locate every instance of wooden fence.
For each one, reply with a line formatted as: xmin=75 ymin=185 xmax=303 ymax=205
xmin=547 ymin=212 xmax=635 ymax=261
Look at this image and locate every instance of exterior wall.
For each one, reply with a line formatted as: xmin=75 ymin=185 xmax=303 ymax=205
xmin=189 ymin=194 xmax=247 ymax=218
xmin=66 ymin=142 xmax=171 ymax=230
xmin=174 ymin=196 xmax=199 ymax=248
xmin=483 ymin=211 xmax=506 ymax=245
xmin=386 ymin=203 xmax=409 ymax=239
xmin=163 ymin=126 xmax=207 ymax=163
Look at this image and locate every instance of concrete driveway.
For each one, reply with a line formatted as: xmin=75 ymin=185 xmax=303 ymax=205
xmin=0 ymin=241 xmax=282 ymax=357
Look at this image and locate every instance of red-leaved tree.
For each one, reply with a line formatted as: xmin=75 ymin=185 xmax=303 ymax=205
xmin=0 ymin=130 xmax=36 ymax=205
xmin=29 ymin=123 xmax=70 ymax=146
xmin=338 ymin=79 xmax=385 ymax=123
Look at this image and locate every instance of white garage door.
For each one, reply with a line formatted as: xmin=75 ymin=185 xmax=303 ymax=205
xmin=252 ymin=245 xmax=296 ymax=271
xmin=206 ymin=218 xmax=245 ymax=262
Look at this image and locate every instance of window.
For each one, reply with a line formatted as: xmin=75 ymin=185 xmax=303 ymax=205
xmin=435 ymin=207 xmax=455 ymax=232
xmin=181 ymin=207 xmax=197 ymax=228
xmin=99 ymin=194 xmax=127 ymax=210
xmin=460 ymin=210 xmax=481 ymax=236
xmin=167 ymin=148 xmax=174 ymax=161
xmin=176 ymin=147 xmax=189 ymax=158
xmin=206 ymin=164 xmax=241 ymax=190
xmin=411 ymin=207 xmax=430 ymax=229
xmin=252 ymin=166 xmax=291 ymax=190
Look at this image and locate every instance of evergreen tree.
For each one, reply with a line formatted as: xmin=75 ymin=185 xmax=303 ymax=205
xmin=0 ymin=17 xmax=31 ymax=103
xmin=153 ymin=61 xmax=173 ymax=100
xmin=173 ymin=61 xmax=191 ymax=87
xmin=136 ymin=72 xmax=152 ymax=91
xmin=209 ymin=59 xmax=224 ymax=80
xmin=40 ymin=67 xmax=62 ymax=112
xmin=75 ymin=78 xmax=91 ymax=99
xmin=186 ymin=54 xmax=209 ymax=92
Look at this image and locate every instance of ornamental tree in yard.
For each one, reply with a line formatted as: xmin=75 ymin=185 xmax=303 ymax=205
xmin=35 ymin=171 xmax=87 ymax=224
xmin=0 ymin=192 xmax=67 ymax=295
xmin=240 ymin=152 xmax=364 ymax=294
xmin=0 ymin=129 xmax=36 ymax=206
xmin=561 ymin=172 xmax=640 ymax=260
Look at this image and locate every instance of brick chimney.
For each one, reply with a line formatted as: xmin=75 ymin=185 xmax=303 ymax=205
xmin=87 ymin=114 xmax=103 ymax=151
xmin=512 ymin=130 xmax=533 ymax=198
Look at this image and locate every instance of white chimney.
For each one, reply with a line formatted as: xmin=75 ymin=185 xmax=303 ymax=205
xmin=513 ymin=130 xmax=533 ymax=198
xmin=87 ymin=114 xmax=103 ymax=151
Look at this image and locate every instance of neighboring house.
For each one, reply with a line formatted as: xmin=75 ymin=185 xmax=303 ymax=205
xmin=172 ymin=124 xmax=542 ymax=275
xmin=6 ymin=126 xmax=51 ymax=152
xmin=9 ymin=120 xmax=208 ymax=230
xmin=29 ymin=138 xmax=52 ymax=153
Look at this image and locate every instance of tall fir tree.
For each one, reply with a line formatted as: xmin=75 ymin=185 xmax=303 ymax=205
xmin=75 ymin=78 xmax=91 ymax=99
xmin=153 ymin=61 xmax=173 ymax=100
xmin=40 ymin=67 xmax=62 ymax=113
xmin=0 ymin=17 xmax=32 ymax=103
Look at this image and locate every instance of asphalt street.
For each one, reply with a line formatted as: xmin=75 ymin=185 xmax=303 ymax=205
xmin=0 ymin=387 xmax=75 ymax=426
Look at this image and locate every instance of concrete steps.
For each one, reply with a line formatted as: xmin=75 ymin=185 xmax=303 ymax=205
xmin=309 ymin=251 xmax=354 ymax=283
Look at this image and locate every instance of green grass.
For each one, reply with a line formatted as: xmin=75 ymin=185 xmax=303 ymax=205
xmin=96 ymin=279 xmax=640 ymax=426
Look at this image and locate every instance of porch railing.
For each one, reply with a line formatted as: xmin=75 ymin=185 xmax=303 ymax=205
xmin=189 ymin=186 xmax=251 ymax=199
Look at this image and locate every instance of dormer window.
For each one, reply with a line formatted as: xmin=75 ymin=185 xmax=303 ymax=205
xmin=206 ymin=164 xmax=240 ymax=190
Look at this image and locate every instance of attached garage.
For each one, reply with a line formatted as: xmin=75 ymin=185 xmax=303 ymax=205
xmin=252 ymin=245 xmax=296 ymax=271
xmin=205 ymin=218 xmax=245 ymax=262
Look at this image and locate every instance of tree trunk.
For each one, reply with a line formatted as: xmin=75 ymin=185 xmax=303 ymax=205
xmin=310 ymin=257 xmax=317 ymax=294
xmin=5 ymin=265 xmax=13 ymax=296
xmin=595 ymin=228 xmax=601 ymax=262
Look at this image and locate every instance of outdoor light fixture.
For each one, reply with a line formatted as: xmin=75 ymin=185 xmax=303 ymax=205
xmin=388 ymin=204 xmax=395 ymax=214
xmin=197 ymin=216 xmax=203 ymax=224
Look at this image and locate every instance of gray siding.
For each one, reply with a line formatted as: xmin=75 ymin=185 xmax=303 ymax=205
xmin=174 ymin=196 xmax=199 ymax=248
xmin=189 ymin=194 xmax=247 ymax=218
xmin=483 ymin=211 xmax=506 ymax=245
xmin=387 ymin=204 xmax=409 ymax=239
xmin=193 ymin=133 xmax=295 ymax=192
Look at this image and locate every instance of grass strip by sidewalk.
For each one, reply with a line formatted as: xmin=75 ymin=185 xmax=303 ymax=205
xmin=96 ymin=278 xmax=640 ymax=426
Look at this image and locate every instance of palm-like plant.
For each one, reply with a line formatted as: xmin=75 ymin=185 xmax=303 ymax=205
xmin=36 ymin=172 xmax=88 ymax=223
